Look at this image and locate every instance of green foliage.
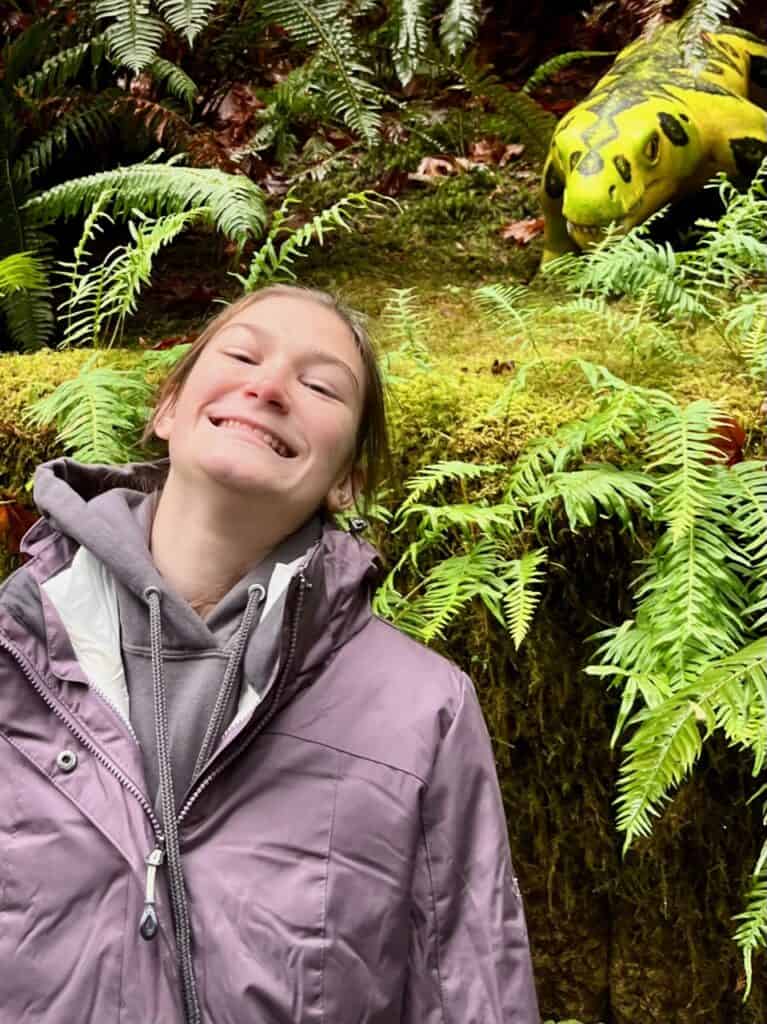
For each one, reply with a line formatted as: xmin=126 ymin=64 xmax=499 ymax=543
xmin=57 ymin=197 xmax=206 ymax=349
xmin=448 ymin=55 xmax=557 ymax=164
xmin=260 ymin=0 xmax=383 ymax=147
xmin=22 ymin=160 xmax=267 ymax=249
xmin=474 ymin=283 xmax=538 ymax=350
xmin=148 ymin=58 xmax=198 ymax=114
xmin=235 ymin=189 xmax=386 ymax=290
xmin=22 ymin=355 xmax=154 ymax=463
xmin=522 ymin=51 xmax=615 ymax=94
xmin=0 ymin=252 xmax=48 ymax=295
xmin=94 ymin=0 xmax=215 ymax=71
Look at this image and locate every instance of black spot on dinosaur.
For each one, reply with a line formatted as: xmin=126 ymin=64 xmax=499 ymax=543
xmin=750 ymin=54 xmax=767 ymax=89
xmin=613 ymin=155 xmax=632 ymax=182
xmin=544 ymin=161 xmax=565 ymax=199
xmin=570 ymin=150 xmax=583 ymax=171
xmin=577 ymin=150 xmax=604 ymax=176
xmin=730 ymin=136 xmax=767 ymax=177
xmin=679 ymin=113 xmax=689 ymax=121
xmin=658 ymin=112 xmax=689 ymax=146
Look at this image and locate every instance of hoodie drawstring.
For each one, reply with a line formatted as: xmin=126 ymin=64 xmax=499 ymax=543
xmin=141 ymin=582 xmax=265 ymax=1024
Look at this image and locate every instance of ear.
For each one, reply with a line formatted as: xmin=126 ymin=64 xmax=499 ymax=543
xmin=325 ymin=465 xmax=365 ymax=513
xmin=152 ymin=396 xmax=177 ymax=442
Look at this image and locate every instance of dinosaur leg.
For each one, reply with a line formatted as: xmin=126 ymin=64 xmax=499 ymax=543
xmin=540 ymin=158 xmax=578 ymax=264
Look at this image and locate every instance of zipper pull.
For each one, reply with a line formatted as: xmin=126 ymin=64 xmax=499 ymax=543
xmin=139 ymin=845 xmax=165 ymax=941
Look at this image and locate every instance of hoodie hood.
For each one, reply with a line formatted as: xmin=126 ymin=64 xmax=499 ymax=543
xmin=28 ymin=457 xmax=381 ymax=809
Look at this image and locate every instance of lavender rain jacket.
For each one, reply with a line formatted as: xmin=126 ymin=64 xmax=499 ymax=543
xmin=0 ymin=458 xmax=539 ymax=1023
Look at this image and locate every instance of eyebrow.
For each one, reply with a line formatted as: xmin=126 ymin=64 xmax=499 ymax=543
xmin=220 ymin=321 xmax=361 ymax=392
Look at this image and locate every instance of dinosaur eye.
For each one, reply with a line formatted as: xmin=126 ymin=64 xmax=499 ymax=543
xmin=569 ymin=150 xmax=583 ymax=171
xmin=644 ymin=132 xmax=660 ymax=163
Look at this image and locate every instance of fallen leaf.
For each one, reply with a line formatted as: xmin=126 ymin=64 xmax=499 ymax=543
xmin=499 ymin=143 xmax=525 ymax=166
xmin=499 ymin=217 xmax=545 ymax=245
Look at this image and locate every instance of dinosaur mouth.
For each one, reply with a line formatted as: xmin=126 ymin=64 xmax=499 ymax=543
xmin=566 ymin=218 xmax=628 ymax=239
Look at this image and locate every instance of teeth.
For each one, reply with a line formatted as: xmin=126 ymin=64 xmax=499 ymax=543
xmin=214 ymin=418 xmax=292 ymax=457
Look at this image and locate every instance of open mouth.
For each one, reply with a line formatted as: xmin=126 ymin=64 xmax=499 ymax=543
xmin=566 ymin=219 xmax=627 ymax=239
xmin=208 ymin=417 xmax=297 ymax=458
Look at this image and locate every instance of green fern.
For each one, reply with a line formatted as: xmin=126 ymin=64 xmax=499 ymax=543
xmin=15 ymin=35 xmax=110 ymax=98
xmin=23 ymin=355 xmax=154 ymax=463
xmin=502 ymin=549 xmax=547 ymax=650
xmin=260 ymin=0 xmax=382 ymax=146
xmin=448 ymin=54 xmax=557 ymax=164
xmin=13 ymin=98 xmax=115 ymax=189
xmin=58 ymin=206 xmax=206 ymax=349
xmin=97 ymin=0 xmax=166 ymax=73
xmin=531 ymin=465 xmax=653 ymax=532
xmin=439 ymin=0 xmax=482 ymax=59
xmin=522 ymin=50 xmax=615 ymax=94
xmin=390 ymin=0 xmax=431 ymax=86
xmin=21 ymin=161 xmax=268 ymax=249
xmin=149 ymin=58 xmax=199 ymax=114
xmin=723 ymin=293 xmax=767 ymax=382
xmin=734 ymin=841 xmax=767 ymax=998
xmin=235 ymin=189 xmax=385 ymax=290
xmin=474 ymin=283 xmax=538 ymax=349
xmin=0 ymin=252 xmax=47 ymax=294
xmin=398 ymin=460 xmax=506 ymax=514
xmin=155 ymin=0 xmax=216 ymax=45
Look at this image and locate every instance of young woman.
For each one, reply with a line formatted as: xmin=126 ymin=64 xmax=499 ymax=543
xmin=0 ymin=285 xmax=539 ymax=1023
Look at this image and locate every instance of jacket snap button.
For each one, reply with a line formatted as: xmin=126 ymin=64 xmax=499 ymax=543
xmin=56 ymin=750 xmax=78 ymax=773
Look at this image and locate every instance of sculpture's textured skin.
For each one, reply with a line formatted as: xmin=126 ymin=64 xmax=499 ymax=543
xmin=540 ymin=22 xmax=767 ymax=262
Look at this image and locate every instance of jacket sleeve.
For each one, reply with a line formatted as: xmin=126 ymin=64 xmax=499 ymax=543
xmin=402 ymin=670 xmax=540 ymax=1024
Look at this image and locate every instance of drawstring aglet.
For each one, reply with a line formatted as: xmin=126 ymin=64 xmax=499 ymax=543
xmin=139 ymin=845 xmax=165 ymax=941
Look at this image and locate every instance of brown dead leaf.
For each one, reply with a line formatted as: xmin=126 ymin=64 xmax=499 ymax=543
xmin=499 ymin=217 xmax=545 ymax=245
xmin=0 ymin=499 xmax=39 ymax=554
xmin=415 ymin=156 xmax=458 ymax=178
xmin=499 ymin=143 xmax=525 ymax=166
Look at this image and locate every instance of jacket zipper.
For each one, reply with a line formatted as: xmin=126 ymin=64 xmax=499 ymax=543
xmin=176 ymin=572 xmax=308 ymax=828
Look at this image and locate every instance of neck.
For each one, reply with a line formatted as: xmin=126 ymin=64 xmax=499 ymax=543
xmin=149 ymin=469 xmax=305 ymax=612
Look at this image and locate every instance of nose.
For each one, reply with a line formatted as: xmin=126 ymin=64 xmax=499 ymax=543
xmin=244 ymin=364 xmax=290 ymax=412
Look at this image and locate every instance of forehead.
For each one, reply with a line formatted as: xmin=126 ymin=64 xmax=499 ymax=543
xmin=213 ymin=295 xmax=360 ymax=358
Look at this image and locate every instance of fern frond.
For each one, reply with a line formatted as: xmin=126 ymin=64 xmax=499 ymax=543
xmin=390 ymin=0 xmax=430 ymax=86
xmin=0 ymin=287 xmax=55 ymax=351
xmin=260 ymin=0 xmax=382 ymax=146
xmin=21 ymin=162 xmax=267 ymax=248
xmin=439 ymin=0 xmax=481 ymax=59
xmin=522 ymin=50 xmax=615 ymax=93
xmin=149 ymin=58 xmax=199 ymax=114
xmin=155 ymin=0 xmax=216 ymax=45
xmin=415 ymin=538 xmax=504 ymax=642
xmin=13 ymin=98 xmax=115 ymax=189
xmin=235 ymin=189 xmax=384 ymax=289
xmin=16 ymin=35 xmax=110 ymax=97
xmin=400 ymin=501 xmax=522 ymax=534
xmin=723 ymin=293 xmax=767 ymax=381
xmin=381 ymin=286 xmax=429 ymax=348
xmin=616 ymin=638 xmax=767 ymax=850
xmin=59 ymin=207 xmax=205 ymax=349
xmin=646 ymin=399 xmax=725 ymax=541
xmin=448 ymin=54 xmax=556 ymax=163
xmin=474 ymin=282 xmax=537 ymax=348
xmin=502 ymin=548 xmax=547 ymax=649
xmin=0 ymin=251 xmax=47 ymax=295
xmin=398 ymin=460 xmax=505 ymax=513
xmin=96 ymin=0 xmax=166 ymax=72
xmin=734 ymin=857 xmax=767 ymax=999
xmin=22 ymin=356 xmax=153 ymax=463
xmin=531 ymin=464 xmax=653 ymax=531
xmin=679 ymin=0 xmax=744 ymax=69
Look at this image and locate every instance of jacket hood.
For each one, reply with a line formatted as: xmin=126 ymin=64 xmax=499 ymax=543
xmin=29 ymin=457 xmax=381 ymax=657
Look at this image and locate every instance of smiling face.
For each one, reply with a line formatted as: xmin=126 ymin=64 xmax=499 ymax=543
xmin=153 ymin=294 xmax=366 ymax=523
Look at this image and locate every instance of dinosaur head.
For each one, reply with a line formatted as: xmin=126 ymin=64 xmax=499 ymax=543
xmin=544 ymin=98 xmax=703 ymax=250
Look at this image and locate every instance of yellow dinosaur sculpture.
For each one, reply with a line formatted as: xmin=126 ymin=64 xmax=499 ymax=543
xmin=540 ymin=21 xmax=767 ymax=263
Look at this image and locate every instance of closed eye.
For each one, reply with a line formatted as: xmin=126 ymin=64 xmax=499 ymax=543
xmin=228 ymin=352 xmax=258 ymax=365
xmin=304 ymin=380 xmax=338 ymax=398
